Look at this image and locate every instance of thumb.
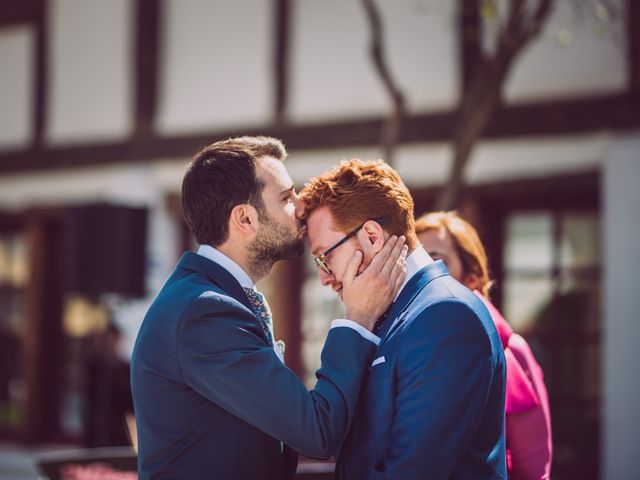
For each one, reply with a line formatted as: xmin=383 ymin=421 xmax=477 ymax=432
xmin=343 ymin=250 xmax=363 ymax=286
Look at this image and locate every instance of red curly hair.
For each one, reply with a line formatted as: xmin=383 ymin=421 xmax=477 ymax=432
xmin=300 ymin=159 xmax=418 ymax=249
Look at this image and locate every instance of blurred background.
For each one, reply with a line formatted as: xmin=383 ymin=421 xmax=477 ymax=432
xmin=0 ymin=0 xmax=638 ymax=479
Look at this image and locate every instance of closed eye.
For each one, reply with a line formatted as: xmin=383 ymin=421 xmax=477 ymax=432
xmin=281 ymin=186 xmax=296 ymax=203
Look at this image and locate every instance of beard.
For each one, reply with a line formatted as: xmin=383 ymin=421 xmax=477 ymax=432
xmin=247 ymin=214 xmax=305 ymax=279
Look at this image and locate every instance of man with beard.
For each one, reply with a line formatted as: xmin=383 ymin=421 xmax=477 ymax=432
xmin=130 ymin=136 xmax=407 ymax=480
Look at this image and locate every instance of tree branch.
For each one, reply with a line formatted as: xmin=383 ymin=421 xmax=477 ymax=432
xmin=362 ymin=0 xmax=406 ymax=166
xmin=436 ymin=0 xmax=553 ymax=210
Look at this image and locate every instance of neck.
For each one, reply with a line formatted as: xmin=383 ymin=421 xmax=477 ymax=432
xmin=215 ymin=242 xmax=263 ymax=284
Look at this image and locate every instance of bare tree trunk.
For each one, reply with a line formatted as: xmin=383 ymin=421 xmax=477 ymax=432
xmin=437 ymin=0 xmax=553 ymax=210
xmin=362 ymin=0 xmax=406 ymax=167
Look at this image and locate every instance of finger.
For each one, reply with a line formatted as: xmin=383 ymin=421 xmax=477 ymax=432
xmin=392 ymin=263 xmax=406 ymax=294
xmin=342 ymin=250 xmax=363 ymax=286
xmin=387 ymin=244 xmax=408 ymax=283
xmin=389 ymin=245 xmax=409 ymax=281
xmin=380 ymin=235 xmax=406 ymax=277
xmin=365 ymin=235 xmax=399 ymax=274
xmin=379 ymin=236 xmax=406 ymax=278
xmin=390 ymin=246 xmax=409 ymax=290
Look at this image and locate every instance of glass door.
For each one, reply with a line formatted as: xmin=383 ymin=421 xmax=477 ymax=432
xmin=502 ymin=209 xmax=601 ymax=479
xmin=0 ymin=226 xmax=29 ymax=439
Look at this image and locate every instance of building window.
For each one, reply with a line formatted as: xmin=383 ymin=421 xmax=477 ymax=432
xmin=0 ymin=230 xmax=29 ymax=439
xmin=502 ymin=210 xmax=601 ymax=478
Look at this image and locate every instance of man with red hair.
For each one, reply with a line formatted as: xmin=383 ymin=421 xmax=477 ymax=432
xmin=301 ymin=159 xmax=507 ymax=479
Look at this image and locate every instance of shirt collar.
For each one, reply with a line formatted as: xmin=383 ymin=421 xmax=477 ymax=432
xmin=196 ymin=244 xmax=254 ymax=289
xmin=395 ymin=246 xmax=434 ymax=301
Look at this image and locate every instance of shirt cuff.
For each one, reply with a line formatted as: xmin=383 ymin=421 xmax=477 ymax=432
xmin=330 ymin=319 xmax=380 ymax=346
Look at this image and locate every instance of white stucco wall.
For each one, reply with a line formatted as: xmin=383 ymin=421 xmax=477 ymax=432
xmin=0 ymin=26 xmax=34 ymax=149
xmin=46 ymin=0 xmax=133 ymax=144
xmin=155 ymin=0 xmax=272 ymax=134
xmin=504 ymin=0 xmax=626 ymax=103
xmin=286 ymin=133 xmax=606 ymax=187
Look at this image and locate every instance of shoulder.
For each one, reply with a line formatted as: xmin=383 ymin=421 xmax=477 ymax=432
xmin=408 ymin=278 xmax=491 ymax=331
xmin=150 ymin=270 xmax=255 ymax=331
xmin=167 ymin=269 xmax=248 ymax=312
xmin=411 ymin=299 xmax=489 ymax=342
xmin=395 ymin=278 xmax=501 ymax=357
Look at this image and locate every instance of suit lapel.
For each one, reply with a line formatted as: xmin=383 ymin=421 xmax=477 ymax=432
xmin=177 ymin=252 xmax=254 ymax=311
xmin=377 ymin=260 xmax=450 ymax=346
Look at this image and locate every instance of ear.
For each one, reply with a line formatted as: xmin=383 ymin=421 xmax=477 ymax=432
xmin=229 ymin=204 xmax=260 ymax=236
xmin=463 ymin=272 xmax=481 ymax=291
xmin=358 ymin=219 xmax=386 ymax=253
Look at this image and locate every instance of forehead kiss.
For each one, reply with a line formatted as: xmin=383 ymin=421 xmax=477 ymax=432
xmin=256 ymin=156 xmax=306 ymax=229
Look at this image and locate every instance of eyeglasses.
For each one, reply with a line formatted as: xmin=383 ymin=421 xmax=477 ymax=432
xmin=313 ymin=217 xmax=385 ymax=275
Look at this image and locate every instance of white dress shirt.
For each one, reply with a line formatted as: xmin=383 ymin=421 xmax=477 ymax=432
xmin=395 ymin=246 xmax=433 ymax=300
xmin=197 ymin=244 xmax=254 ymax=289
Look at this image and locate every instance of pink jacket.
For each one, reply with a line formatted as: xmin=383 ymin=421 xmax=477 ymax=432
xmin=475 ymin=291 xmax=553 ymax=479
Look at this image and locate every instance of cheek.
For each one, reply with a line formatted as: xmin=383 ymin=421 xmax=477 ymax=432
xmin=446 ymin=257 xmax=465 ymax=282
xmin=355 ymin=253 xmax=373 ymax=275
xmin=283 ymin=201 xmax=296 ymax=217
xmin=328 ymin=249 xmax=354 ymax=282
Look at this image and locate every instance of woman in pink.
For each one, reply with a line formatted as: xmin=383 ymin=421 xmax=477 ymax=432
xmin=416 ymin=211 xmax=552 ymax=480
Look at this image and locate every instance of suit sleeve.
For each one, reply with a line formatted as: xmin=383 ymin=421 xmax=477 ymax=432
xmin=376 ymin=301 xmax=499 ymax=479
xmin=176 ymin=294 xmax=376 ymax=459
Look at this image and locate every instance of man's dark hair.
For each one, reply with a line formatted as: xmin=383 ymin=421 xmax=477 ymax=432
xmin=181 ymin=136 xmax=287 ymax=246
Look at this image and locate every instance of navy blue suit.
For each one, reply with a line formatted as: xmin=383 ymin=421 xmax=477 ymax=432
xmin=131 ymin=252 xmax=376 ymax=479
xmin=336 ymin=260 xmax=507 ymax=479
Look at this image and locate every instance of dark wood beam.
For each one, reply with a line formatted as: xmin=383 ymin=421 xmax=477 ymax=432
xmin=0 ymin=93 xmax=638 ymax=174
xmin=483 ymin=93 xmax=640 ymax=137
xmin=23 ymin=211 xmax=65 ymax=442
xmin=33 ymin=0 xmax=46 ymax=147
xmin=134 ymin=0 xmax=161 ymax=139
xmin=273 ymin=0 xmax=290 ymax=125
xmin=629 ymin=0 xmax=640 ymax=97
xmin=0 ymin=0 xmax=39 ymax=26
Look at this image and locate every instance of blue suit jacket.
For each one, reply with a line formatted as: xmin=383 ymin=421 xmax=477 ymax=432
xmin=335 ymin=261 xmax=507 ymax=479
xmin=131 ymin=252 xmax=377 ymax=479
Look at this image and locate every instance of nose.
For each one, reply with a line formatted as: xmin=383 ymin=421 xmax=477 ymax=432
xmin=293 ymin=195 xmax=305 ymax=220
xmin=319 ymin=268 xmax=334 ymax=287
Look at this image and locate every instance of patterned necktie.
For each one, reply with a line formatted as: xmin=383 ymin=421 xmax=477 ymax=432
xmin=373 ymin=308 xmax=391 ymax=336
xmin=243 ymin=287 xmax=275 ymax=347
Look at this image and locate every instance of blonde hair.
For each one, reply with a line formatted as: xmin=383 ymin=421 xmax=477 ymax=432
xmin=415 ymin=211 xmax=492 ymax=297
